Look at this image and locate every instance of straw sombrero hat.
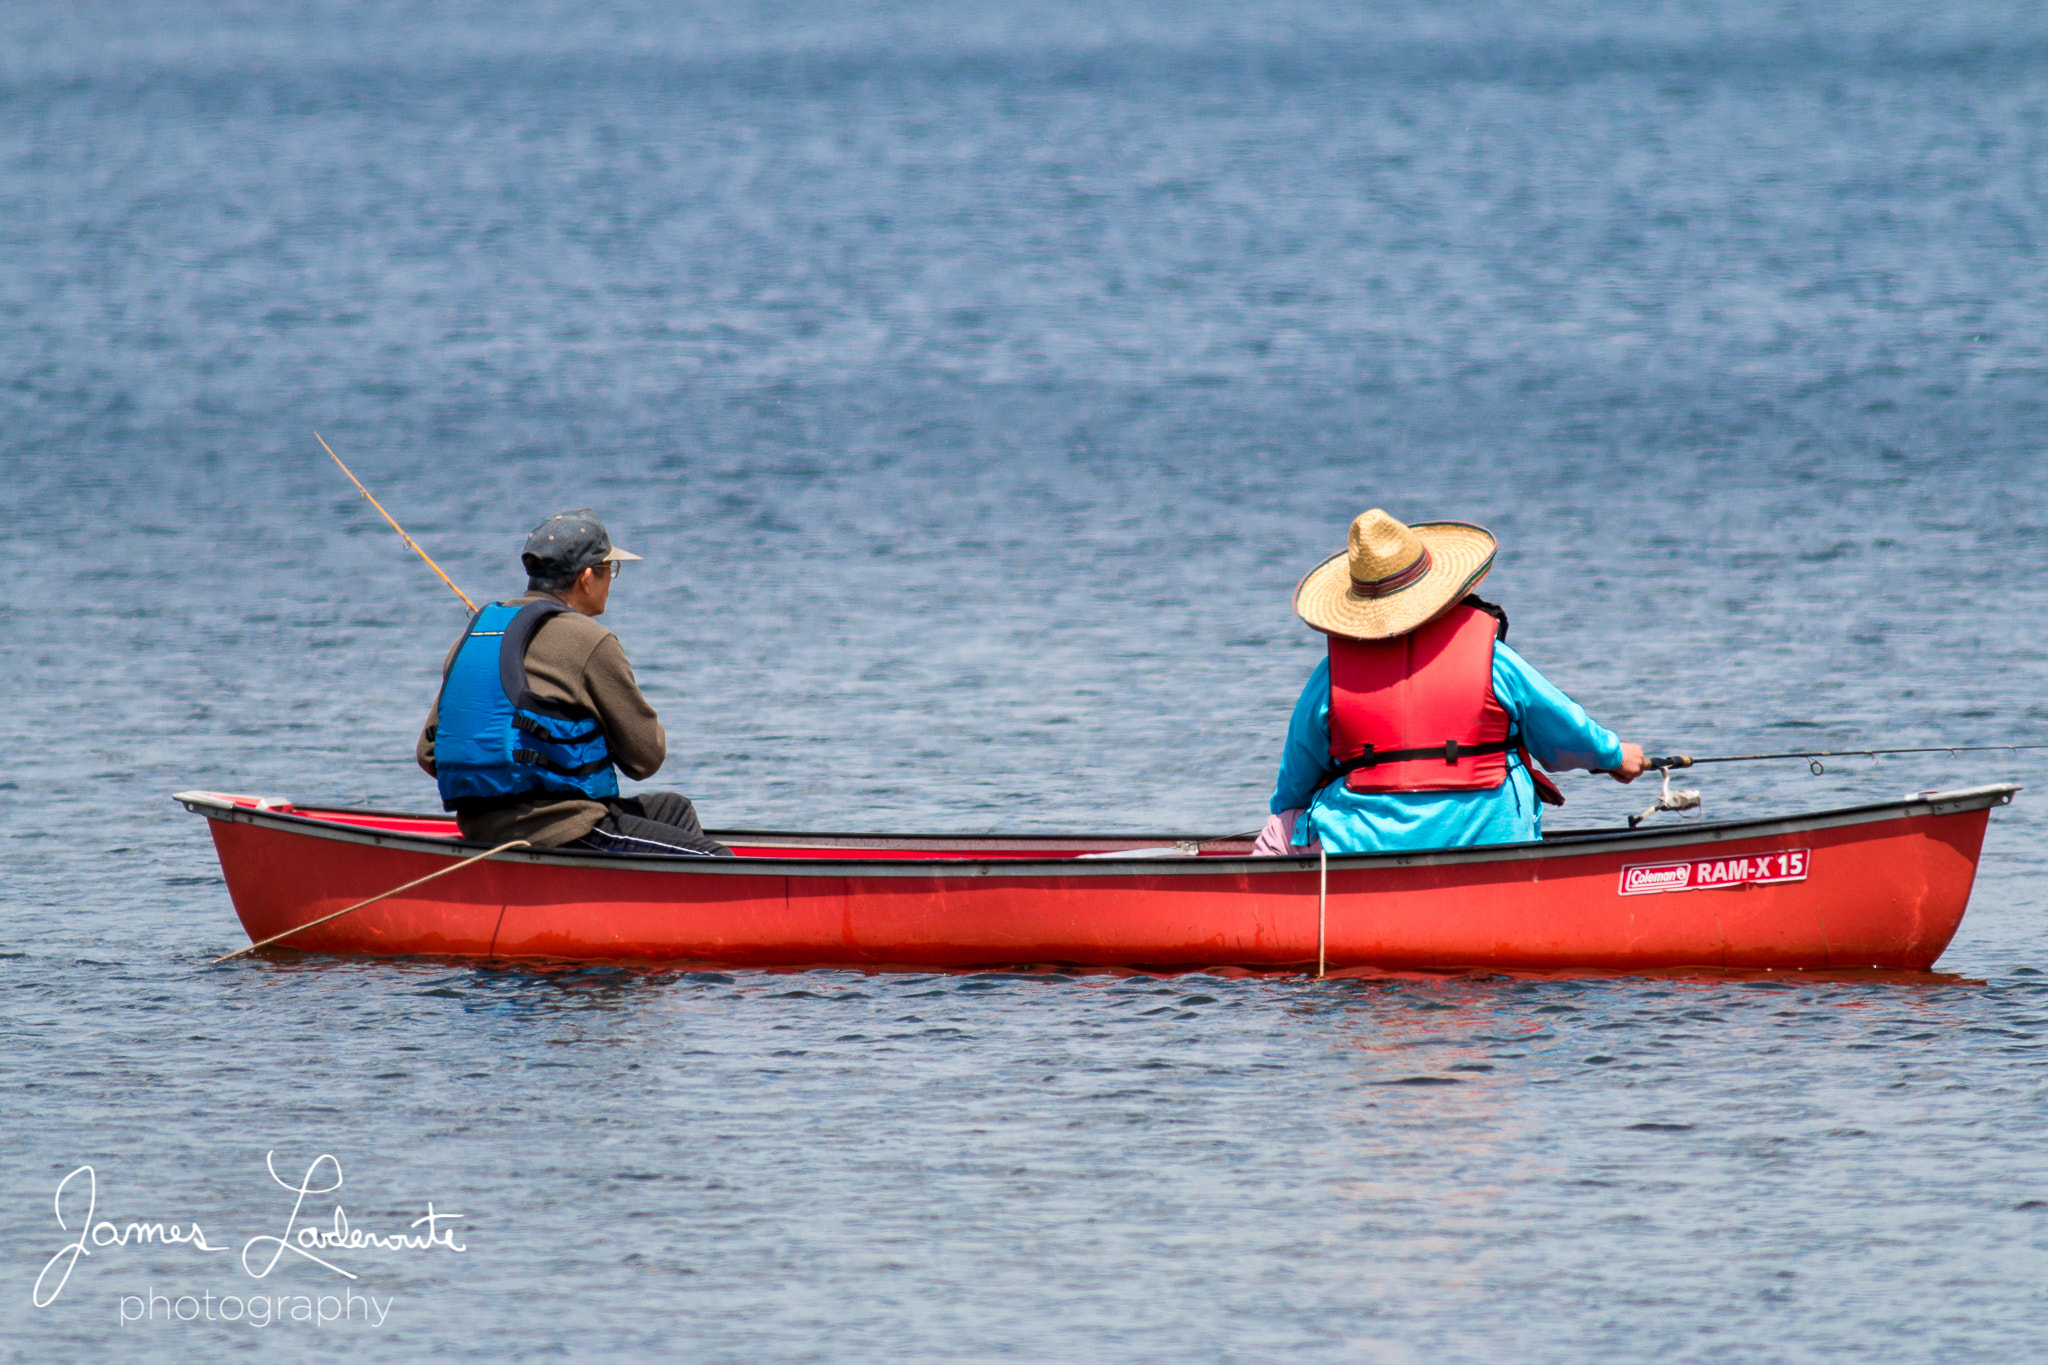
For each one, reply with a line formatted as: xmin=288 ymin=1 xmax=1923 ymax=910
xmin=1293 ymin=509 xmax=1497 ymax=640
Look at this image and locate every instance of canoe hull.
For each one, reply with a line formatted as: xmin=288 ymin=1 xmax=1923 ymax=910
xmin=183 ymin=786 xmax=2014 ymax=972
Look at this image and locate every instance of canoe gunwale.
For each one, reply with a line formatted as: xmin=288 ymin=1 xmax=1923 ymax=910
xmin=172 ymin=783 xmax=2021 ymax=880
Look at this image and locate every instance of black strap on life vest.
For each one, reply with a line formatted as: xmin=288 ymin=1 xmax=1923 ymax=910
xmin=511 ymin=713 xmax=601 ymax=744
xmin=1318 ymin=731 xmax=1563 ymax=803
xmin=1461 ymin=593 xmax=1508 ymax=641
xmin=1329 ymin=736 xmax=1518 ymax=781
xmin=511 ymin=749 xmax=616 ymax=778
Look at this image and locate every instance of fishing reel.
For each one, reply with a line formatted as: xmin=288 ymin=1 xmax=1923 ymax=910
xmin=1628 ymin=765 xmax=1703 ymax=829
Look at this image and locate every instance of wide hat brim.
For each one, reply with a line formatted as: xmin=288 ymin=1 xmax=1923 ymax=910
xmin=1293 ymin=521 xmax=1498 ymax=640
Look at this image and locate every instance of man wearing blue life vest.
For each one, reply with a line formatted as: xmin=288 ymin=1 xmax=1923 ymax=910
xmin=416 ymin=509 xmax=731 ymax=857
xmin=1254 ymin=509 xmax=1647 ymax=856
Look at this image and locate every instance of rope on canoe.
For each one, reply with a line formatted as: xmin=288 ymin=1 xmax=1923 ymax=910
xmin=212 ymin=839 xmax=529 ymax=964
xmin=1317 ymin=843 xmax=1327 ymax=979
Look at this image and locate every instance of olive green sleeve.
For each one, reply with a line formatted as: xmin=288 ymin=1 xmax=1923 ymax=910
xmin=582 ymin=635 xmax=667 ymax=781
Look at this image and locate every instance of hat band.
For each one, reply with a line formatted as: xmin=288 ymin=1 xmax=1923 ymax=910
xmin=1350 ymin=548 xmax=1432 ymax=598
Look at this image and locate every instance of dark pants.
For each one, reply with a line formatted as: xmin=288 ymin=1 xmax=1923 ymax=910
xmin=576 ymin=793 xmax=732 ymax=857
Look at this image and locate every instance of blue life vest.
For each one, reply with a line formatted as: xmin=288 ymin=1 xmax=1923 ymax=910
xmin=432 ymin=600 xmax=619 ymax=813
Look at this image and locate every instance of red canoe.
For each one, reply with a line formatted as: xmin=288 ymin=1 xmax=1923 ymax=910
xmin=177 ymin=784 xmax=2016 ymax=973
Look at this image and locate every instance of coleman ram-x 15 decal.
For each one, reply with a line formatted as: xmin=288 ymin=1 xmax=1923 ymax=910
xmin=1619 ymin=849 xmax=1810 ymax=896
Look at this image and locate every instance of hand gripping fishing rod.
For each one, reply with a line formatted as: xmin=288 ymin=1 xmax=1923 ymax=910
xmin=315 ymin=432 xmax=477 ymax=612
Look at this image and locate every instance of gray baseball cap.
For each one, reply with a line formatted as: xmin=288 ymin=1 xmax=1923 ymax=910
xmin=520 ymin=509 xmax=642 ymax=578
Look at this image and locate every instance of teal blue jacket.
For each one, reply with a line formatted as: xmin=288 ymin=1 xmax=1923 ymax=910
xmin=1271 ymin=641 xmax=1624 ymax=853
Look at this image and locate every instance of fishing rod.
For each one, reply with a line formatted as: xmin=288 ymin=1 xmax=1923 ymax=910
xmin=315 ymin=432 xmax=477 ymax=612
xmin=1621 ymin=743 xmax=2046 ymax=827
xmin=1647 ymin=744 xmax=2048 ymax=776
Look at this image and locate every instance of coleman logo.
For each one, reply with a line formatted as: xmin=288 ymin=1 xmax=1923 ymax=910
xmin=1620 ymin=849 xmax=1810 ymax=896
xmin=1622 ymin=864 xmax=1694 ymax=892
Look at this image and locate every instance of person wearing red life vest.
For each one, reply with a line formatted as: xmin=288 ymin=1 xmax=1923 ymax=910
xmin=1255 ymin=509 xmax=1647 ymax=855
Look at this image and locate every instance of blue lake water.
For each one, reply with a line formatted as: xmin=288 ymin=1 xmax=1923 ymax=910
xmin=4 ymin=1 xmax=2048 ymax=1358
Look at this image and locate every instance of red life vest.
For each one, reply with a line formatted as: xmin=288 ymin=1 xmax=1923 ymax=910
xmin=1326 ymin=603 xmax=1515 ymax=793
